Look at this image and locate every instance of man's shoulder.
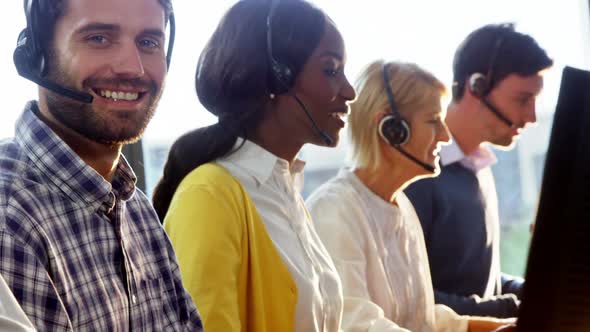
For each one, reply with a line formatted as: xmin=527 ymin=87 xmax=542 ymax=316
xmin=0 ymin=139 xmax=58 ymax=234
xmin=0 ymin=139 xmax=39 ymax=205
xmin=125 ymin=188 xmax=162 ymax=225
xmin=411 ymin=163 xmax=474 ymax=190
xmin=0 ymin=181 xmax=47 ymax=253
xmin=0 ymin=137 xmax=47 ymax=188
xmin=405 ymin=163 xmax=486 ymax=221
xmin=0 ymin=138 xmax=31 ymax=179
xmin=404 ymin=165 xmax=463 ymax=208
xmin=405 ymin=173 xmax=440 ymax=199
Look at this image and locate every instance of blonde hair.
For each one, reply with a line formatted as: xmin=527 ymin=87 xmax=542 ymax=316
xmin=348 ymin=60 xmax=447 ymax=170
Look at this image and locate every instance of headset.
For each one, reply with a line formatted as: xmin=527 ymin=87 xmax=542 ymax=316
xmin=13 ymin=0 xmax=176 ymax=104
xmin=466 ymin=25 xmax=515 ymax=128
xmin=378 ymin=64 xmax=411 ymax=146
xmin=266 ymin=0 xmax=333 ymax=146
xmin=379 ymin=63 xmax=436 ymax=173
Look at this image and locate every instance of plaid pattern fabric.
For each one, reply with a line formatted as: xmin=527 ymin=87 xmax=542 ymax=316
xmin=0 ymin=102 xmax=202 ymax=331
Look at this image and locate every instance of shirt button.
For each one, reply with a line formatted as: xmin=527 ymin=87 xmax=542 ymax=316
xmin=132 ymin=295 xmax=137 ymax=304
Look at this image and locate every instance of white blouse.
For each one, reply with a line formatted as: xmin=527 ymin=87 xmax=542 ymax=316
xmin=307 ymin=169 xmax=468 ymax=332
xmin=0 ymin=274 xmax=35 ymax=331
xmin=217 ymin=140 xmax=343 ymax=332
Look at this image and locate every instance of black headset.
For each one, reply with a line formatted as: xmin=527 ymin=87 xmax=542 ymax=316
xmin=266 ymin=0 xmax=333 ymax=145
xmin=14 ymin=0 xmax=45 ymax=78
xmin=266 ymin=0 xmax=294 ymax=94
xmin=468 ymin=27 xmax=507 ymax=98
xmin=14 ymin=0 xmax=175 ymax=104
xmin=379 ymin=63 xmax=436 ymax=173
xmin=379 ymin=63 xmax=411 ymax=146
xmin=466 ymin=24 xmax=515 ymax=127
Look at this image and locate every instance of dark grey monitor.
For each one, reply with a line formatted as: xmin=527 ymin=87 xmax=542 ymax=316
xmin=518 ymin=66 xmax=590 ymax=332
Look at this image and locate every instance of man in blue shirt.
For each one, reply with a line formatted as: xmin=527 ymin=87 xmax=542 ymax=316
xmin=405 ymin=24 xmax=553 ymax=318
xmin=0 ymin=0 xmax=202 ymax=330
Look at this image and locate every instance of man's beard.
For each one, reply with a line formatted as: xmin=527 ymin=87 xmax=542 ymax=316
xmin=44 ymin=63 xmax=162 ymax=146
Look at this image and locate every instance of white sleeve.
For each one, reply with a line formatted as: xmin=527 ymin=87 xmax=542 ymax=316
xmin=0 ymin=275 xmax=36 ymax=332
xmin=343 ymin=297 xmax=411 ymax=332
xmin=308 ymin=190 xmax=410 ymax=332
xmin=433 ymin=304 xmax=469 ymax=332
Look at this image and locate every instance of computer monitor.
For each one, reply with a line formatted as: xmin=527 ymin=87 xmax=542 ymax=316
xmin=517 ymin=66 xmax=590 ymax=332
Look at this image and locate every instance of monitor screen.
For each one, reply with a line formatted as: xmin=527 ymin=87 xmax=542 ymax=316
xmin=518 ymin=66 xmax=590 ymax=332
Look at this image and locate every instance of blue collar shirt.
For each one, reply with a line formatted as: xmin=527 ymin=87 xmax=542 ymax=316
xmin=0 ymin=102 xmax=202 ymax=331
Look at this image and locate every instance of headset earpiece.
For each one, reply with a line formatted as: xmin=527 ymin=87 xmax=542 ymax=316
xmin=14 ymin=29 xmax=47 ymax=76
xmin=13 ymin=30 xmax=33 ymax=75
xmin=379 ymin=114 xmax=411 ymax=146
xmin=165 ymin=12 xmax=175 ymax=70
xmin=379 ymin=62 xmax=435 ymax=172
xmin=380 ymin=63 xmax=411 ymax=146
xmin=267 ymin=0 xmax=295 ymax=94
xmin=14 ymin=0 xmax=49 ymax=79
xmin=455 ymin=24 xmax=516 ymax=102
xmin=467 ymin=26 xmax=512 ymax=99
xmin=269 ymin=58 xmax=295 ymax=94
xmin=469 ymin=72 xmax=490 ymax=98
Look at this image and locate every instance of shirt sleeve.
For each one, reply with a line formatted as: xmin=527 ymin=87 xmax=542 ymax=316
xmin=434 ymin=289 xmax=520 ymax=318
xmin=501 ymin=273 xmax=524 ymax=298
xmin=433 ymin=304 xmax=469 ymax=332
xmin=164 ymin=183 xmax=243 ymax=332
xmin=308 ymin=191 xmax=410 ymax=332
xmin=0 ymin=229 xmax=71 ymax=331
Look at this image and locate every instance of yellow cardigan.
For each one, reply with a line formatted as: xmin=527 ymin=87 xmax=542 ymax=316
xmin=164 ymin=163 xmax=298 ymax=332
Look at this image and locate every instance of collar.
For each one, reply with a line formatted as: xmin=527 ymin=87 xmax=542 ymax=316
xmin=220 ymin=139 xmax=306 ymax=189
xmin=440 ymin=135 xmax=497 ymax=172
xmin=15 ymin=101 xmax=137 ymax=212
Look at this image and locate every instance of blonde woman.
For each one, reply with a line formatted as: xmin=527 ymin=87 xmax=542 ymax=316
xmin=307 ymin=60 xmax=515 ymax=332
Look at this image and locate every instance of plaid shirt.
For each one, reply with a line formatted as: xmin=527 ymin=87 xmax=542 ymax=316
xmin=0 ymin=102 xmax=203 ymax=331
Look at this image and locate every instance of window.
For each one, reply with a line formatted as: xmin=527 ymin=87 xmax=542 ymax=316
xmin=1 ymin=1 xmax=589 ymax=276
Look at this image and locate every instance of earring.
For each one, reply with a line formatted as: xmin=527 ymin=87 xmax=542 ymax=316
xmin=269 ymin=93 xmax=276 ymax=100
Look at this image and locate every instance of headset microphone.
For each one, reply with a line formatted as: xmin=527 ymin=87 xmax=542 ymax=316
xmin=266 ymin=0 xmax=334 ymax=146
xmin=13 ymin=26 xmax=95 ymax=103
xmin=379 ymin=63 xmax=436 ymax=173
xmin=19 ymin=67 xmax=94 ymax=104
xmin=395 ymin=144 xmax=436 ymax=173
xmin=465 ymin=25 xmax=516 ymax=128
xmin=468 ymin=73 xmax=514 ymax=128
xmin=378 ymin=117 xmax=437 ymax=173
xmin=13 ymin=36 xmax=94 ymax=103
xmin=292 ymin=93 xmax=334 ymax=146
xmin=480 ymin=96 xmax=514 ymax=128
